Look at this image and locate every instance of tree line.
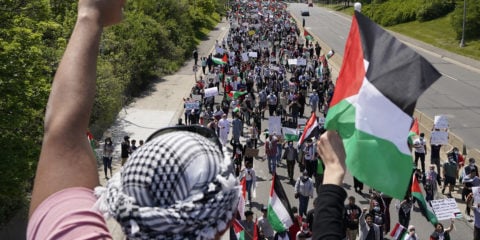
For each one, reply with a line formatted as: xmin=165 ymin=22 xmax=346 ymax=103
xmin=0 ymin=0 xmax=226 ymax=225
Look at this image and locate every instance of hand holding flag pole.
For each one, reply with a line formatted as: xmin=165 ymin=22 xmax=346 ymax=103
xmin=324 ymin=5 xmax=441 ymax=199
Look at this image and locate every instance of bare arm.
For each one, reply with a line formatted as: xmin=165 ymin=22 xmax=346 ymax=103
xmin=316 ymin=131 xmax=346 ymax=186
xmin=29 ymin=0 xmax=124 ymax=217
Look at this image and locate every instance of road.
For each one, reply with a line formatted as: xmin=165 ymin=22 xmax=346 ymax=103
xmin=288 ymin=3 xmax=480 ymax=154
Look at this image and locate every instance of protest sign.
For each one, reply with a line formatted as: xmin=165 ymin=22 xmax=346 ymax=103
xmin=248 ymin=52 xmax=258 ymax=58
xmin=297 ymin=58 xmax=307 ymax=66
xmin=245 ymin=148 xmax=259 ymax=157
xmin=434 ymin=115 xmax=449 ymax=129
xmin=473 ymin=187 xmax=480 ymax=205
xmin=430 ymin=198 xmax=462 ymax=220
xmin=430 ymin=131 xmax=448 ymax=145
xmin=288 ymin=59 xmax=297 ymax=65
xmin=216 ymin=47 xmax=224 ymax=55
xmin=185 ymin=101 xmax=200 ymax=110
xmin=191 ymin=94 xmax=202 ymax=102
xmin=204 ymin=87 xmax=218 ymax=98
xmin=241 ymin=52 xmax=249 ymax=62
xmin=268 ymin=116 xmax=282 ymax=136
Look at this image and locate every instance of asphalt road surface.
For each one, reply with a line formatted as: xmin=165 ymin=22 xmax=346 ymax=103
xmin=288 ymin=3 xmax=480 ymax=154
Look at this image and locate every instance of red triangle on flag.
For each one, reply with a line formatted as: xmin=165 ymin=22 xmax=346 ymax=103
xmin=304 ymin=29 xmax=310 ymax=37
xmin=410 ymin=117 xmax=419 ymax=135
xmin=222 ymin=54 xmax=228 ymax=64
xmin=232 ymin=218 xmax=244 ymax=233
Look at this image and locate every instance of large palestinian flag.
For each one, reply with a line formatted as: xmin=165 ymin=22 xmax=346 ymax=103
xmin=324 ymin=11 xmax=441 ymax=199
xmin=267 ymin=173 xmax=294 ymax=232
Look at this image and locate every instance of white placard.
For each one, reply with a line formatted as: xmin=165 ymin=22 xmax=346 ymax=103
xmin=288 ymin=59 xmax=297 ymax=65
xmin=434 ymin=115 xmax=449 ymax=129
xmin=191 ymin=94 xmax=202 ymax=101
xmin=185 ymin=101 xmax=200 ymax=110
xmin=430 ymin=198 xmax=462 ymax=220
xmin=473 ymin=187 xmax=480 ymax=205
xmin=268 ymin=116 xmax=282 ymax=137
xmin=270 ymin=66 xmax=280 ymax=72
xmin=297 ymin=118 xmax=307 ymax=126
xmin=297 ymin=58 xmax=307 ymax=66
xmin=430 ymin=131 xmax=448 ymax=145
xmin=241 ymin=52 xmax=249 ymax=62
xmin=248 ymin=52 xmax=258 ymax=58
xmin=204 ymin=87 xmax=218 ymax=98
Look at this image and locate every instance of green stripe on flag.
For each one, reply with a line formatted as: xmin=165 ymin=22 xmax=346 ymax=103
xmin=326 ymin=100 xmax=412 ymax=199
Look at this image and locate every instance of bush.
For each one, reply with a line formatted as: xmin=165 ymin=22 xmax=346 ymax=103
xmin=417 ymin=0 xmax=455 ymax=22
xmin=363 ymin=0 xmax=418 ymax=26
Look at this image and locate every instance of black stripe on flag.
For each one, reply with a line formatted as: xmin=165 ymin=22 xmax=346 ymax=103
xmin=355 ymin=11 xmax=441 ymax=116
xmin=273 ymin=173 xmax=294 ymax=223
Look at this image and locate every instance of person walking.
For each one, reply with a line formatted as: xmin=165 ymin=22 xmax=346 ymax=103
xmin=302 ymin=139 xmax=317 ymax=178
xmin=344 ymin=196 xmax=362 ymax=240
xmin=413 ymin=133 xmax=427 ymax=173
xmin=266 ymin=133 xmax=279 ymax=174
xmin=102 ymin=137 xmax=114 ymax=179
xmin=284 ymin=141 xmax=299 ymax=181
xmin=120 ymin=135 xmax=131 ymax=166
xmin=258 ymin=206 xmax=275 ymax=240
xmin=218 ymin=113 xmax=230 ymax=146
xmin=240 ymin=161 xmax=256 ymax=206
xmin=430 ymin=221 xmax=454 ymax=240
xmin=232 ymin=113 xmax=243 ymax=143
xmin=295 ymin=171 xmax=314 ymax=218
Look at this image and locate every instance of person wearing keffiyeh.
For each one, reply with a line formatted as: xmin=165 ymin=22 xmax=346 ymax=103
xmin=26 ymin=2 xmax=240 ymax=239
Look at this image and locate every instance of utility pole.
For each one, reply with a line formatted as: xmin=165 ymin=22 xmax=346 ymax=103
xmin=460 ymin=0 xmax=466 ymax=47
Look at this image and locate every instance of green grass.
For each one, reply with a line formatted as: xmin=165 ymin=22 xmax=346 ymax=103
xmin=325 ymin=5 xmax=480 ymax=60
xmin=387 ymin=14 xmax=480 ymax=61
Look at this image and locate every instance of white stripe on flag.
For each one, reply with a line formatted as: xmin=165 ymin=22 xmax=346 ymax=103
xmin=349 ymin=79 xmax=412 ymax=155
xmin=270 ymin=191 xmax=293 ymax=228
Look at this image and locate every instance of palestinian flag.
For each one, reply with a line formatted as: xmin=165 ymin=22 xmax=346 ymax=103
xmin=324 ymin=11 xmax=441 ymax=199
xmin=238 ymin=177 xmax=247 ymax=220
xmin=232 ymin=218 xmax=245 ymax=240
xmin=408 ymin=117 xmax=420 ymax=146
xmin=326 ymin=50 xmax=335 ymax=59
xmin=228 ymin=91 xmax=248 ymax=100
xmin=304 ymin=29 xmax=313 ymax=41
xmin=212 ymin=56 xmax=227 ymax=65
xmin=222 ymin=53 xmax=228 ymax=64
xmin=298 ymin=112 xmax=319 ymax=146
xmin=282 ymin=127 xmax=299 ymax=142
xmin=390 ymin=223 xmax=407 ymax=240
xmin=411 ymin=174 xmax=438 ymax=225
xmin=267 ymin=173 xmax=294 ymax=232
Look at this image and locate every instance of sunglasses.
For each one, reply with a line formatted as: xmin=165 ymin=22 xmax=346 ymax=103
xmin=146 ymin=125 xmax=223 ymax=151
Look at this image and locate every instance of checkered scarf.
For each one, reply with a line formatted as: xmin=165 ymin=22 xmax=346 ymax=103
xmin=94 ymin=131 xmax=240 ymax=239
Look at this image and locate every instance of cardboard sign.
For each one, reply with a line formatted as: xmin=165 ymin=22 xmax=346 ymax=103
xmin=434 ymin=115 xmax=449 ymax=129
xmin=268 ymin=116 xmax=282 ymax=137
xmin=430 ymin=131 xmax=448 ymax=145
xmin=430 ymin=198 xmax=462 ymax=220
xmin=204 ymin=87 xmax=218 ymax=98
xmin=245 ymin=148 xmax=259 ymax=157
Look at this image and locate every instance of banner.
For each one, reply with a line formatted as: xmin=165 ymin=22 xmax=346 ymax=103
xmin=204 ymin=87 xmax=218 ymax=98
xmin=434 ymin=115 xmax=449 ymax=129
xmin=430 ymin=198 xmax=462 ymax=220
xmin=191 ymin=94 xmax=202 ymax=101
xmin=288 ymin=59 xmax=297 ymax=65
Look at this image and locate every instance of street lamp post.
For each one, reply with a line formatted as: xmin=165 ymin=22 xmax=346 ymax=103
xmin=460 ymin=0 xmax=466 ymax=47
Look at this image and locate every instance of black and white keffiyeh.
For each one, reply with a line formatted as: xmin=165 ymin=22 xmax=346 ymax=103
xmin=94 ymin=131 xmax=240 ymax=239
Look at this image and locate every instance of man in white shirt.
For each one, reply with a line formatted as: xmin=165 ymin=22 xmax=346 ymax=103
xmin=217 ymin=114 xmax=230 ymax=146
xmin=413 ymin=133 xmax=427 ymax=173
